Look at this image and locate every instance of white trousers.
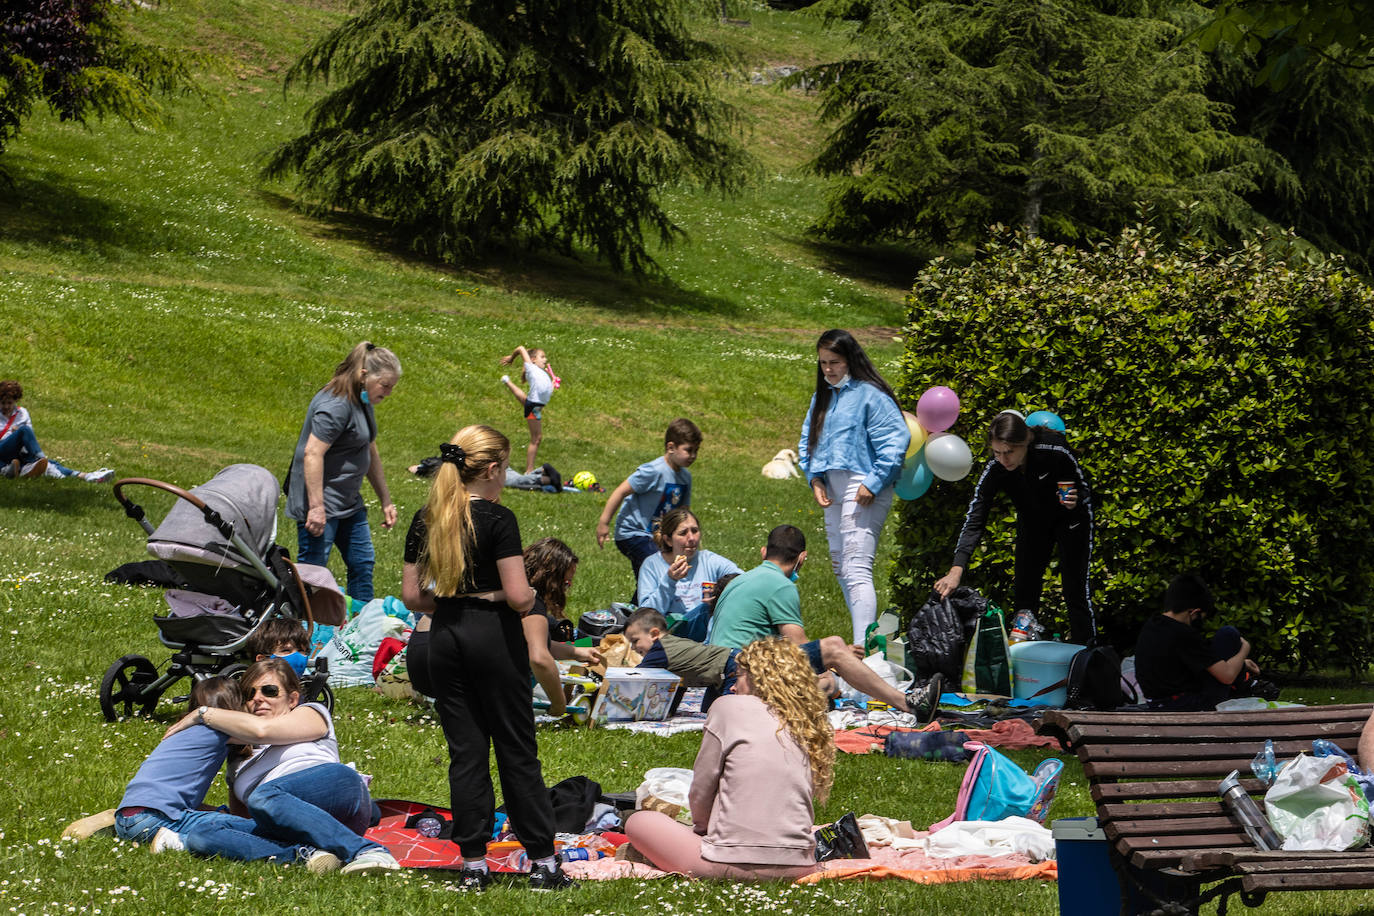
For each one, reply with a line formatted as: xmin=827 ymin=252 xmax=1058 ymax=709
xmin=823 ymin=469 xmax=896 ymax=644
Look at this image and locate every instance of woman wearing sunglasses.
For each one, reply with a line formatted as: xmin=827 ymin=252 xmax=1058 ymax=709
xmin=160 ymin=658 xmax=399 ymax=874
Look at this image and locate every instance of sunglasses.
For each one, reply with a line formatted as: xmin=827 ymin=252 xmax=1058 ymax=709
xmin=247 ymin=684 xmax=283 ymax=699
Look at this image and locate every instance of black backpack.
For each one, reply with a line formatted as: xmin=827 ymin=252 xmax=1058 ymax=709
xmin=1029 ymin=644 xmax=1135 ymax=710
xmin=1065 ymin=645 xmax=1133 ymax=710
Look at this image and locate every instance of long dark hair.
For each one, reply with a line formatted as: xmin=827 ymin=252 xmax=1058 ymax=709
xmin=806 ymin=329 xmax=901 ymax=457
xmin=524 ymin=537 xmax=578 ymax=618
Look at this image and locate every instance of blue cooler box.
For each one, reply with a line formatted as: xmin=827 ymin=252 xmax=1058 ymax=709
xmin=1010 ymin=640 xmax=1085 ymax=706
xmin=1052 ymin=817 xmax=1117 ymax=916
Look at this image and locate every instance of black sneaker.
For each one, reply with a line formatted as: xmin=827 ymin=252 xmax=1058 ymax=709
xmin=542 ymin=463 xmax=563 ymax=493
xmin=457 ymin=868 xmax=492 ymax=892
xmin=1250 ymin=678 xmax=1281 ymax=701
xmin=528 ymin=862 xmax=576 ymax=891
xmin=905 ymin=673 xmax=944 ymax=725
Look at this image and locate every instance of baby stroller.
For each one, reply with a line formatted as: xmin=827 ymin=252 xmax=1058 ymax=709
xmin=99 ymin=464 xmax=345 ymax=721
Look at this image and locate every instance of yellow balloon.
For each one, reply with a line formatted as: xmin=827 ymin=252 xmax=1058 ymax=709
xmin=903 ymin=411 xmax=927 ymax=458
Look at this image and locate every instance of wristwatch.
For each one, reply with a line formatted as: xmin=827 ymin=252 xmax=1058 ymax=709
xmin=197 ymin=705 xmax=209 ymax=725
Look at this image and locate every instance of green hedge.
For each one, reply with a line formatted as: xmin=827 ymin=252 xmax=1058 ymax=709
xmin=890 ymin=227 xmax=1374 ymax=671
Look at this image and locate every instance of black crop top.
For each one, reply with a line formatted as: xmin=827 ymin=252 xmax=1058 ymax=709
xmin=403 ymin=499 xmax=523 ymax=596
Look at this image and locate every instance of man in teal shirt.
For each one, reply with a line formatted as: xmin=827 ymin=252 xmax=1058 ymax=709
xmin=708 ymin=525 xmax=940 ymax=721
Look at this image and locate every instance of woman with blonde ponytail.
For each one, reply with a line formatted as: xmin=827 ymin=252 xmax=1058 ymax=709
xmin=624 ymin=638 xmax=834 ymax=880
xmin=285 ymin=341 xmax=401 ymax=601
xmin=399 ymin=425 xmax=573 ymax=893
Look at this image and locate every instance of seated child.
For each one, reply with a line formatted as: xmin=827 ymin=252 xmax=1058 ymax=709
xmin=624 ymin=608 xmax=741 ymax=713
xmin=1135 ymin=573 xmax=1278 ymax=710
xmin=245 ymin=618 xmax=311 ymax=677
xmin=114 ymin=677 xmax=253 ymax=853
xmin=0 ymin=380 xmax=114 ymax=481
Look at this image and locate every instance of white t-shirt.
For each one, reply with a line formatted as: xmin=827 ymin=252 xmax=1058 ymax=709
xmin=230 ymin=702 xmax=339 ymax=802
xmin=524 ymin=361 xmax=554 ymax=405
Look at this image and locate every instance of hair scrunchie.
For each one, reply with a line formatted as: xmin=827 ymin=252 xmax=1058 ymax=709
xmin=439 ymin=443 xmax=467 ymax=468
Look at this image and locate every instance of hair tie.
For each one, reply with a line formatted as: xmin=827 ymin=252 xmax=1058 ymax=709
xmin=439 ymin=443 xmax=467 ymax=468
xmin=365 ymin=342 xmax=376 ymax=351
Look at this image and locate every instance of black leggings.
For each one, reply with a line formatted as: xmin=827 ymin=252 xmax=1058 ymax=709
xmin=427 ymin=600 xmax=556 ymax=860
xmin=1014 ymin=516 xmax=1095 ymax=645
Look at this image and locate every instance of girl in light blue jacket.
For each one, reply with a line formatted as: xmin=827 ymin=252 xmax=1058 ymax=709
xmin=798 ymin=329 xmax=910 ymax=643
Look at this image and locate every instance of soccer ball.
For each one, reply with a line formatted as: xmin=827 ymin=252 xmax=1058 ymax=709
xmin=572 ymin=471 xmax=597 ymax=490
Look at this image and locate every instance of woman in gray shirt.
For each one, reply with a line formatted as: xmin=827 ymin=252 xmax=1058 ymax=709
xmin=286 ymin=341 xmax=401 ymax=601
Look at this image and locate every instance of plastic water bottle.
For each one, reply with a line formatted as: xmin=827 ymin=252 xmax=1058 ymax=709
xmin=557 ymin=847 xmax=607 ymax=863
xmin=1219 ymin=769 xmax=1281 ymax=850
xmin=1008 ymin=609 xmax=1037 ymax=643
xmin=415 ymin=815 xmax=443 ymax=838
xmin=1250 ymin=739 xmax=1278 ymax=784
xmin=1313 ymin=738 xmax=1364 ymax=775
xmin=507 ymin=849 xmax=531 ymax=872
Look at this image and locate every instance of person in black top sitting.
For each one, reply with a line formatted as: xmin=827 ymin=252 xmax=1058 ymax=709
xmin=1135 ymin=573 xmax=1276 ymax=710
xmin=400 ymin=425 xmax=573 ymax=892
xmin=933 ymin=410 xmax=1098 ymax=645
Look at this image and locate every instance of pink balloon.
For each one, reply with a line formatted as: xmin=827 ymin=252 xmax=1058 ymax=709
xmin=916 ymin=386 xmax=961 ymax=433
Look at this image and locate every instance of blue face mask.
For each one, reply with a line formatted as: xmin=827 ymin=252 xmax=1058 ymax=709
xmin=275 ymin=651 xmax=309 ymax=677
xmin=789 ymin=568 xmax=801 ymax=583
xmin=360 ymin=389 xmax=370 ymax=404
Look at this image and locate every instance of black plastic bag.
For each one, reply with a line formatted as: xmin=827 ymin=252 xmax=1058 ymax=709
xmin=906 ymin=587 xmax=987 ymax=687
xmin=814 ymin=812 xmax=870 ymax=861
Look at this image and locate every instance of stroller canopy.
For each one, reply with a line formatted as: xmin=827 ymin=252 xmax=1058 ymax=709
xmin=147 ymin=464 xmax=280 ymax=572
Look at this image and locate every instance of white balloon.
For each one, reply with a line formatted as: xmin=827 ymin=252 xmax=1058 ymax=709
xmin=924 ymin=433 xmax=974 ymax=481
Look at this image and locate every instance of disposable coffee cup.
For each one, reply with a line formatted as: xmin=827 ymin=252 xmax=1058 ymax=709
xmin=1057 ymin=481 xmax=1074 ymax=505
xmin=702 ymin=581 xmax=715 ymax=601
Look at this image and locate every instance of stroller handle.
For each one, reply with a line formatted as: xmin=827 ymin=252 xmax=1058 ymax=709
xmin=112 ymin=477 xmax=279 ymax=589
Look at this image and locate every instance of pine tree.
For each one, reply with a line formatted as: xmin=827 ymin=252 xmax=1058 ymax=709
xmin=799 ymin=0 xmax=1285 ymax=246
xmin=265 ymin=0 xmax=753 ymax=273
xmin=0 ymin=0 xmax=196 ymax=158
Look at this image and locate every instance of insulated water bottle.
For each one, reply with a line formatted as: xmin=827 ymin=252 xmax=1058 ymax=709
xmin=1219 ymin=769 xmax=1281 ymax=850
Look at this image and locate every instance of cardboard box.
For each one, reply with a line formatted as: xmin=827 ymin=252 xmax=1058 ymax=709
xmin=589 ymin=667 xmax=682 ymax=726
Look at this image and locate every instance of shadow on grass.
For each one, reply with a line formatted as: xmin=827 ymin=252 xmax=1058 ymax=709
xmin=0 ymin=161 xmax=179 ymax=260
xmin=256 ymin=191 xmax=748 ymax=320
xmin=793 ymin=234 xmax=935 ymax=293
xmin=4 ymin=479 xmax=121 ymax=521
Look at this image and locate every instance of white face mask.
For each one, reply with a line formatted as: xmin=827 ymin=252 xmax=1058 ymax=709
xmin=832 ymin=374 xmax=851 ymax=389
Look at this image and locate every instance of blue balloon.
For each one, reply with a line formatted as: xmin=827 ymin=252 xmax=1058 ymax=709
xmin=895 ymin=452 xmax=934 ymax=500
xmin=1025 ymin=410 xmax=1066 ymax=433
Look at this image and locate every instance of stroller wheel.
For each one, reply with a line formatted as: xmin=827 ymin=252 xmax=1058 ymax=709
xmin=99 ymin=654 xmax=160 ymax=721
xmin=310 ymin=680 xmax=335 ymax=713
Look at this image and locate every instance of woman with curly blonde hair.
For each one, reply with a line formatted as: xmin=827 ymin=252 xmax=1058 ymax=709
xmin=624 ymin=637 xmax=834 ymax=880
xmin=399 ymin=424 xmax=573 ymax=892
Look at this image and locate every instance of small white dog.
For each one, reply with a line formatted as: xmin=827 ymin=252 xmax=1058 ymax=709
xmin=761 ymin=448 xmax=801 ymax=479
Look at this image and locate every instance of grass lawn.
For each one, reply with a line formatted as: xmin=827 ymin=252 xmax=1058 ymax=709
xmin=1 ymin=1 xmax=1373 ymax=913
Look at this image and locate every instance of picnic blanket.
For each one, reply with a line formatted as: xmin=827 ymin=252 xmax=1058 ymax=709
xmin=800 ymin=845 xmax=1057 ymax=884
xmin=835 ymin=718 xmax=1058 ymax=755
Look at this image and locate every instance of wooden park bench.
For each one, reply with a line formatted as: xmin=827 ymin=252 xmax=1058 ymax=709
xmin=1037 ymin=703 xmax=1374 ymax=915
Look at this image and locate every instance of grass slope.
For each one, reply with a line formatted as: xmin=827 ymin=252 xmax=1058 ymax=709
xmin=0 ymin=1 xmax=1370 ymax=913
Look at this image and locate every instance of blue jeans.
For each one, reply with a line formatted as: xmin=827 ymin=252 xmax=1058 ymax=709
xmin=182 ymin=764 xmax=380 ymax=863
xmin=0 ymin=426 xmax=43 ymax=463
xmin=116 ymin=808 xmax=305 ymax=864
xmin=296 ymin=507 xmax=374 ymax=601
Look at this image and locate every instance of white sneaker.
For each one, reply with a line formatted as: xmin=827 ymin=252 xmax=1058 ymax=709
xmin=19 ymin=458 xmax=48 ymax=479
xmin=0 ymin=460 xmax=15 ymax=478
xmin=340 ymin=847 xmax=400 ymax=875
xmin=305 ymin=848 xmax=342 ymax=874
xmin=150 ymin=827 xmax=185 ymax=854
xmin=83 ymin=468 xmax=115 ymax=483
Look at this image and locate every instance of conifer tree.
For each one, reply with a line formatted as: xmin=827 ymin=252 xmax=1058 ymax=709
xmin=266 ymin=0 xmax=752 ymax=273
xmin=799 ymin=0 xmax=1283 ymax=246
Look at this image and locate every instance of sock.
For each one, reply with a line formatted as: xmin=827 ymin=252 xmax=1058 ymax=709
xmin=463 ymin=859 xmax=489 ymax=873
xmin=534 ymin=855 xmax=557 ymax=871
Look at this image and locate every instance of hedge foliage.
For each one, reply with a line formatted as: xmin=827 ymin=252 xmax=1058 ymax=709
xmin=891 ymin=226 xmax=1374 ymax=671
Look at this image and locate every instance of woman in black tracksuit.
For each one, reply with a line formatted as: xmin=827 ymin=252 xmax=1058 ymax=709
xmin=933 ymin=411 xmax=1097 ymax=645
xmin=400 ymin=424 xmax=572 ymax=893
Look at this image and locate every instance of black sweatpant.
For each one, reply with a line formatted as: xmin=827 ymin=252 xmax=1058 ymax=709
xmin=428 ymin=600 xmax=556 ymax=861
xmin=1013 ymin=515 xmax=1096 ymax=645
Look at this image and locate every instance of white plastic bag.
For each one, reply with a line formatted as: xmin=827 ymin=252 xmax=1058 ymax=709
xmin=636 ymin=767 xmax=694 ymax=821
xmin=1264 ymin=753 xmax=1371 ymax=851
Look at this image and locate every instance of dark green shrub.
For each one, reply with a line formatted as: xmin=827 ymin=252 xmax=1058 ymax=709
xmin=891 ymin=226 xmax=1374 ymax=671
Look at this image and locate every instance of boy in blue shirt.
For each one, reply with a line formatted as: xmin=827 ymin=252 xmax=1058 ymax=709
xmin=596 ymin=418 xmax=701 ymax=584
